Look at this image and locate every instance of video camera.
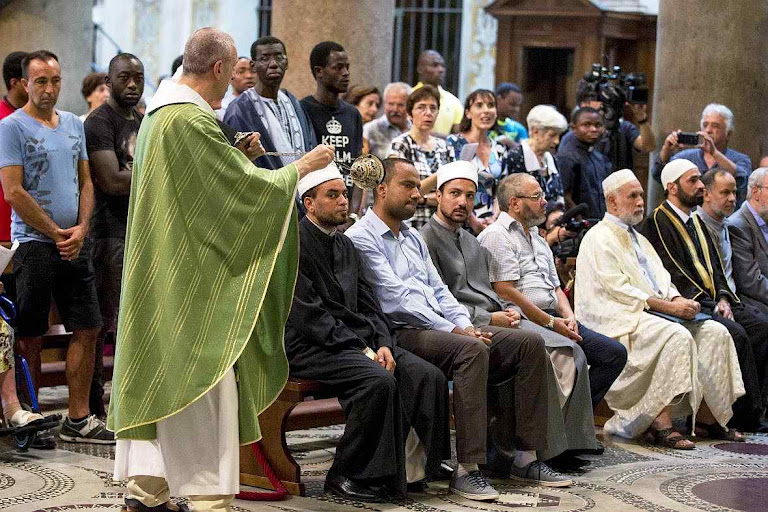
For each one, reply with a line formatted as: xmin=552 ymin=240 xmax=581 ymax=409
xmin=550 ymin=203 xmax=599 ymax=260
xmin=581 ymin=64 xmax=649 ymax=133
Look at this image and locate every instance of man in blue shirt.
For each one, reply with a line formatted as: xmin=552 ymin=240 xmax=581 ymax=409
xmin=653 ymin=103 xmax=752 ymax=206
xmin=347 ymin=158 xmax=575 ymax=497
xmin=0 ymin=50 xmax=111 ymax=444
xmin=556 ymin=107 xmax=612 ymax=218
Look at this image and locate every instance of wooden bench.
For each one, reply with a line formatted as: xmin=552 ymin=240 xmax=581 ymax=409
xmin=239 ymin=378 xmax=344 ymax=496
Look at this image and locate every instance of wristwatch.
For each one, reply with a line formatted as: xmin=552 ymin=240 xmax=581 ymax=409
xmin=545 ymin=315 xmax=555 ymax=330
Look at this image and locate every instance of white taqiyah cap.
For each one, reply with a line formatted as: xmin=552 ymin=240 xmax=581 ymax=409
xmin=436 ymin=161 xmax=478 ymax=190
xmin=661 ymin=159 xmax=698 ymax=190
xmin=298 ymin=162 xmax=344 ymax=197
xmin=602 ymin=168 xmax=639 ymax=197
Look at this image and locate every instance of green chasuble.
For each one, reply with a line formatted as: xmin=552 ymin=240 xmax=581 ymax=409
xmin=107 ymin=82 xmax=298 ymax=445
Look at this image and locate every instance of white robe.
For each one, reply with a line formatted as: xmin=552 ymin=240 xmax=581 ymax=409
xmin=113 ymin=368 xmax=240 ymax=496
xmin=575 ymin=219 xmax=745 ymax=438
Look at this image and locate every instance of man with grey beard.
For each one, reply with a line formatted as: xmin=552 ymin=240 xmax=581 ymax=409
xmin=576 ymin=169 xmax=745 ymax=449
xmin=728 ymin=167 xmax=768 ymax=315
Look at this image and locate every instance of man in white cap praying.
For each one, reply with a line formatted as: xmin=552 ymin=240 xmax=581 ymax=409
xmin=640 ymin=159 xmax=768 ymax=432
xmin=577 ymin=168 xmax=745 ymax=449
xmin=284 ymin=162 xmax=450 ymax=502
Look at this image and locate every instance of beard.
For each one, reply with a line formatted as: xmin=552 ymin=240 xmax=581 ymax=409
xmin=678 ymin=188 xmax=704 ymax=208
xmin=439 ymin=204 xmax=468 ymax=224
xmin=315 ymin=209 xmax=348 ymax=227
xmin=522 ymin=204 xmax=546 ymax=227
xmin=619 ymin=209 xmax=644 ymax=226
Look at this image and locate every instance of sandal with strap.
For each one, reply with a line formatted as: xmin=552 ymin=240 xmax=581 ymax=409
xmin=694 ymin=422 xmax=746 ymax=442
xmin=648 ymin=426 xmax=695 ymax=450
xmin=124 ymin=498 xmax=190 ymax=512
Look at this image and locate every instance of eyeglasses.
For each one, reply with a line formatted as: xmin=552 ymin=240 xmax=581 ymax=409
xmin=515 ymin=192 xmax=544 ymax=201
xmin=413 ymin=104 xmax=439 ymax=114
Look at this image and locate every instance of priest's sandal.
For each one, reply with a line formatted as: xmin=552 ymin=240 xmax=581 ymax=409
xmin=648 ymin=426 xmax=695 ymax=449
xmin=694 ymin=422 xmax=746 ymax=442
xmin=509 ymin=461 xmax=573 ymax=487
xmin=124 ymin=498 xmax=190 ymax=512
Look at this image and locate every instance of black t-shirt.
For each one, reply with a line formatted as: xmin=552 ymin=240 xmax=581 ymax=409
xmin=299 ymin=96 xmax=363 ymax=192
xmin=84 ymin=103 xmax=143 ymax=239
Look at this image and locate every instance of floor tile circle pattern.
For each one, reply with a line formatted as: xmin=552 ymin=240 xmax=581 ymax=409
xmin=662 ymin=470 xmax=768 ymax=512
xmin=713 ymin=441 xmax=768 ymax=455
xmin=0 ymin=462 xmax=75 ymax=508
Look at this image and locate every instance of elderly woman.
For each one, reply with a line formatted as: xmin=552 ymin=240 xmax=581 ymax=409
xmin=505 ymin=104 xmax=568 ymax=205
xmin=445 ymin=89 xmax=508 ymax=232
xmin=505 ymin=105 xmax=570 ymax=246
xmin=388 ymin=84 xmax=454 ymax=228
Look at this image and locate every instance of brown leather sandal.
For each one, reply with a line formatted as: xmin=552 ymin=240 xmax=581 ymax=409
xmin=695 ymin=422 xmax=747 ymax=442
xmin=648 ymin=426 xmax=695 ymax=450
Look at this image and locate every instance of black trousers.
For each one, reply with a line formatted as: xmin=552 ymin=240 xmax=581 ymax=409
xmin=289 ymin=345 xmax=449 ymax=493
xmin=710 ymin=302 xmax=768 ymax=430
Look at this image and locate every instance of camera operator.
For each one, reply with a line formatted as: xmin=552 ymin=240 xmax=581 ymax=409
xmin=559 ymin=74 xmax=656 ymax=173
xmin=652 ymin=103 xmax=752 ymax=206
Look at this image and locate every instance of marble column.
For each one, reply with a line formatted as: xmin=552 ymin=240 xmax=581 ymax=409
xmin=648 ymin=0 xmax=768 ymax=207
xmin=0 ymin=0 xmax=92 ymax=115
xmin=271 ymin=0 xmax=395 ymax=100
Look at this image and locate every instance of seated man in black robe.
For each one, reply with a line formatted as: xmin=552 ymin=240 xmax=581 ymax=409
xmin=285 ymin=163 xmax=450 ymax=502
xmin=641 ymin=159 xmax=768 ymax=432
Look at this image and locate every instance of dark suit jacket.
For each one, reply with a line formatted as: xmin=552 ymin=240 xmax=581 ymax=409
xmin=728 ymin=202 xmax=768 ymax=312
xmin=640 ymin=201 xmax=738 ymax=312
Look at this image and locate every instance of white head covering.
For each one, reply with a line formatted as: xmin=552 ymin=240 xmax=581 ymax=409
xmin=602 ymin=168 xmax=639 ymax=198
xmin=298 ymin=162 xmax=344 ymax=197
xmin=436 ymin=161 xmax=478 ymax=190
xmin=661 ymin=159 xmax=698 ymax=190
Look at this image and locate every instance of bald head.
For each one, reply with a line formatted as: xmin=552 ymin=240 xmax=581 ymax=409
xmin=417 ymin=50 xmax=445 ymax=87
xmin=182 ymin=27 xmax=236 ymax=76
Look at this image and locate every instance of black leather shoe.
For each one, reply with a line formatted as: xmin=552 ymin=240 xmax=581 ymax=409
xmin=324 ymin=474 xmax=384 ymax=503
xmin=548 ymin=453 xmax=590 ymax=472
xmin=407 ymin=479 xmax=428 ymax=493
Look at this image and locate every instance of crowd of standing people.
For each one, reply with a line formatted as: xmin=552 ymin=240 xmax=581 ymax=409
xmin=0 ymin=25 xmax=767 ymax=512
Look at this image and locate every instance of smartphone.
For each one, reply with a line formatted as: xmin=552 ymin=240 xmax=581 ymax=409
xmin=677 ymin=132 xmax=700 ymax=146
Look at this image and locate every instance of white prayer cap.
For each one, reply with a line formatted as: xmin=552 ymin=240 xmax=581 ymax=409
xmin=298 ymin=162 xmax=344 ymax=197
xmin=436 ymin=161 xmax=478 ymax=190
xmin=661 ymin=159 xmax=698 ymax=190
xmin=602 ymin=168 xmax=640 ymax=198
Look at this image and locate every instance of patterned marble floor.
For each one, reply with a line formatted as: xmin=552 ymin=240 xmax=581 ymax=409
xmin=1 ymin=385 xmax=766 ymax=511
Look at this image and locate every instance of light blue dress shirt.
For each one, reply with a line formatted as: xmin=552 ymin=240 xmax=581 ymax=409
xmin=345 ymin=209 xmax=473 ymax=332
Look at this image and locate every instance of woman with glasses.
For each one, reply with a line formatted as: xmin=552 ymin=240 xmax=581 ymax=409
xmin=388 ymin=85 xmax=454 ymax=228
xmin=445 ymin=89 xmax=508 ymax=233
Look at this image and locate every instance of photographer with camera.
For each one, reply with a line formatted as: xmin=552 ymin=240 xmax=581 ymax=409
xmin=652 ymin=103 xmax=752 ymax=206
xmin=560 ymin=66 xmax=655 ymax=173
xmin=556 ymin=107 xmax=612 ymax=218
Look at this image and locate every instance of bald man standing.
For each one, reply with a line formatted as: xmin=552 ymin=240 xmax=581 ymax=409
xmin=412 ymin=50 xmax=462 ymax=136
xmin=108 ymin=28 xmax=333 ymax=511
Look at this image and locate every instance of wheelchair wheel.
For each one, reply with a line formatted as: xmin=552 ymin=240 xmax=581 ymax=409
xmin=12 ymin=429 xmax=36 ymax=451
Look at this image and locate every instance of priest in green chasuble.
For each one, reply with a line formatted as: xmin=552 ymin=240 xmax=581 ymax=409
xmin=107 ymin=28 xmax=334 ymax=512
